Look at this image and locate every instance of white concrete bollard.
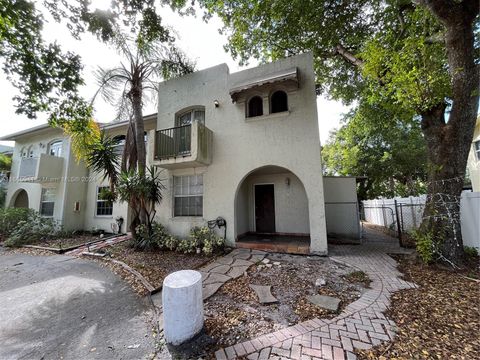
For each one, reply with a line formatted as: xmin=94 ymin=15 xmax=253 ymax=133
xmin=162 ymin=270 xmax=204 ymax=345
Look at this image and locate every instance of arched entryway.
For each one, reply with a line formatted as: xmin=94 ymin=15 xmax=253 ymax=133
xmin=234 ymin=165 xmax=310 ymax=254
xmin=11 ymin=189 xmax=29 ymax=208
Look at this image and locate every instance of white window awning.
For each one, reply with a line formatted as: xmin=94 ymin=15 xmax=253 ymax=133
xmin=229 ymin=67 xmax=298 ymax=101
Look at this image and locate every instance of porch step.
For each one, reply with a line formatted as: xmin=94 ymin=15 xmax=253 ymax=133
xmin=236 ymin=241 xmax=309 ymax=255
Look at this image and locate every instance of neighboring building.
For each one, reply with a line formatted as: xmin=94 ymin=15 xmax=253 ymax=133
xmin=467 ymin=116 xmax=480 ymax=192
xmin=0 ymin=144 xmax=13 ymax=156
xmin=1 ymin=115 xmax=157 ymax=233
xmin=2 ymin=53 xmax=360 ymax=254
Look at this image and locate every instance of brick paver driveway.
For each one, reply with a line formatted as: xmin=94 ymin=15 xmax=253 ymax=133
xmin=215 ymin=228 xmax=416 ymax=360
xmin=0 ymin=251 xmax=156 ymax=359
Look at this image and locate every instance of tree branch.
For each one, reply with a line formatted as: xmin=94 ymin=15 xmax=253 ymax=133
xmin=335 ymin=44 xmax=364 ymax=68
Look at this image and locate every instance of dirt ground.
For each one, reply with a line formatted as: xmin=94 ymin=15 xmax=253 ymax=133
xmin=38 ymin=233 xmax=103 ymax=249
xmin=202 ymin=252 xmax=370 ymax=356
xmin=99 ymin=241 xmax=214 ymax=294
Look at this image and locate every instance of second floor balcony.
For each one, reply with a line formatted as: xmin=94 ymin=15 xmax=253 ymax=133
xmin=154 ymin=121 xmax=213 ymax=169
xmin=18 ymin=154 xmax=64 ymax=182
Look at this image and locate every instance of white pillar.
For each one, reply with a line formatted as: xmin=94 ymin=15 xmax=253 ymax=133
xmin=162 ymin=270 xmax=204 ymax=345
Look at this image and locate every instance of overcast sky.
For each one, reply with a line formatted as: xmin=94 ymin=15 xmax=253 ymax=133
xmin=0 ymin=1 xmax=348 ymax=147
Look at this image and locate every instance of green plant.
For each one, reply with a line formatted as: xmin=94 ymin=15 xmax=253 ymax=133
xmin=464 ymin=246 xmax=478 ymax=258
xmin=0 ymin=208 xmax=34 ymax=240
xmin=176 ymin=238 xmax=197 ymax=254
xmin=190 ymin=226 xmax=225 ymax=255
xmin=4 ymin=211 xmax=61 ymax=247
xmin=164 ymin=235 xmax=179 ymax=251
xmin=412 ymin=229 xmax=434 ymax=264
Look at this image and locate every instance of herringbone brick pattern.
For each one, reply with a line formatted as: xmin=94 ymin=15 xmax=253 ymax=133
xmin=215 ymin=243 xmax=416 ymax=360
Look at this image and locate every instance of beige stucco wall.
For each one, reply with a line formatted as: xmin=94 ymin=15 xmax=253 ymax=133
xmin=235 ymin=171 xmax=310 ymax=235
xmin=323 ymin=177 xmax=360 ymax=239
xmin=467 ymin=118 xmax=480 ymax=192
xmin=155 ymin=53 xmax=328 ymax=254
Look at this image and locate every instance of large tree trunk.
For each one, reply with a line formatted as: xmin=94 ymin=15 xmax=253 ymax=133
xmin=419 ymin=0 xmax=479 ymax=265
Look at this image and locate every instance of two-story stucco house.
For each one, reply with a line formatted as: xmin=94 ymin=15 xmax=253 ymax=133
xmin=2 ymin=53 xmax=361 ymax=254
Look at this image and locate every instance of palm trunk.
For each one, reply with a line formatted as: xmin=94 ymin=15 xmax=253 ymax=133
xmin=419 ymin=0 xmax=479 ymax=265
xmin=131 ymin=86 xmax=146 ymax=176
xmin=130 ymin=84 xmax=148 ymax=229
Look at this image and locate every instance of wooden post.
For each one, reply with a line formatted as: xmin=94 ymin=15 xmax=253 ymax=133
xmin=394 ymin=200 xmax=403 ymax=247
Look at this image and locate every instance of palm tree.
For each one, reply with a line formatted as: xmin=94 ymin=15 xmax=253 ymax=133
xmin=93 ymin=34 xmax=195 ymax=175
xmin=91 ymin=32 xmax=194 ymax=231
xmin=85 ymin=130 xmax=120 ymax=196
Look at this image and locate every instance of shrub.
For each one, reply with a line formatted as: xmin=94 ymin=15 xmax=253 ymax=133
xmin=190 ymin=226 xmax=225 ymax=255
xmin=132 ymin=224 xmax=155 ymax=250
xmin=132 ymin=222 xmax=225 ymax=255
xmin=133 ymin=222 xmax=173 ymax=251
xmin=164 ymin=235 xmax=179 ymax=251
xmin=464 ymin=246 xmax=478 ymax=258
xmin=412 ymin=229 xmax=434 ymax=263
xmin=177 ymin=238 xmax=197 ymax=254
xmin=0 ymin=208 xmax=35 ymax=240
xmin=4 ymin=211 xmax=61 ymax=247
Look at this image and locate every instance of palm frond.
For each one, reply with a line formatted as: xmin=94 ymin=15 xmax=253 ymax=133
xmin=86 ymin=130 xmax=120 ymax=189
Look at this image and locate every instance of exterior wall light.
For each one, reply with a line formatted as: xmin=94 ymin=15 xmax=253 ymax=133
xmin=285 ymin=177 xmax=291 ymax=186
xmin=214 ymin=100 xmax=220 ymax=108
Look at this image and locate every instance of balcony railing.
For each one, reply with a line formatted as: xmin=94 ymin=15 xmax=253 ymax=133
xmin=155 ymin=124 xmax=192 ymax=160
xmin=18 ymin=157 xmax=38 ymax=178
xmin=154 ymin=121 xmax=213 ymax=168
xmin=17 ymin=154 xmax=63 ymax=182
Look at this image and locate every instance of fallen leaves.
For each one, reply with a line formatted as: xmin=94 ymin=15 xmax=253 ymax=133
xmin=96 ymin=241 xmax=214 ymax=294
xmin=357 ymin=255 xmax=480 ymax=360
xmin=203 ymin=254 xmax=365 ymax=357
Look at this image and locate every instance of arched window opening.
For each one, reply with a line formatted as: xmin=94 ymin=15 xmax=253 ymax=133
xmin=271 ymin=90 xmax=288 ymax=113
xmin=48 ymin=140 xmax=63 ymax=157
xmin=20 ymin=147 xmax=27 ymax=158
xmin=176 ymin=108 xmax=205 ymax=127
xmin=248 ymin=96 xmax=263 ymax=117
xmin=28 ymin=146 xmax=35 ymax=158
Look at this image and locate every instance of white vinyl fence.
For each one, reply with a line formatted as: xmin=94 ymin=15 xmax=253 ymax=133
xmin=363 ymin=192 xmax=480 ymax=250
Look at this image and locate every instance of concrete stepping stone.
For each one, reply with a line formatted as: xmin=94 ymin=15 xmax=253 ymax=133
xmin=249 ymin=285 xmax=278 ymax=304
xmin=203 ymin=272 xmax=231 ymax=285
xmin=203 ymin=282 xmax=223 ymax=300
xmin=216 ymin=256 xmax=235 ymax=265
xmin=209 ymin=264 xmax=231 ymax=274
xmin=231 ymin=259 xmax=253 ymax=267
xmin=306 ymin=294 xmax=341 ymax=312
xmin=227 ymin=265 xmax=250 ymax=279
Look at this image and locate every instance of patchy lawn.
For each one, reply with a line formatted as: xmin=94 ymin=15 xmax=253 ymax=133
xmin=203 ymin=253 xmax=370 ymax=354
xmin=99 ymin=241 xmax=214 ymax=294
xmin=358 ymin=254 xmax=480 ymax=360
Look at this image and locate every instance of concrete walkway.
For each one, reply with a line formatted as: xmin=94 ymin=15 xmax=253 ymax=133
xmin=215 ymin=230 xmax=416 ymax=360
xmin=200 ymin=248 xmax=266 ymax=300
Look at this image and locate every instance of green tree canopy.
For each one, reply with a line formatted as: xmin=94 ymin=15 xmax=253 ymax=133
xmin=322 ymin=102 xmax=427 ymax=200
